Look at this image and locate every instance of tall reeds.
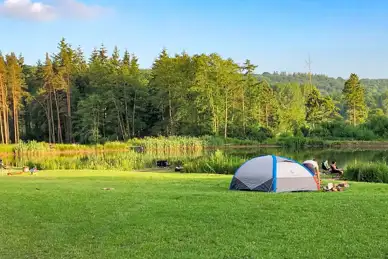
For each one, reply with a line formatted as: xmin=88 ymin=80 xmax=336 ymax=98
xmin=345 ymin=162 xmax=388 ymax=184
xmin=12 ymin=150 xmax=203 ymax=171
xmin=11 ymin=137 xmax=209 ymax=154
xmin=183 ymin=150 xmax=245 ymax=174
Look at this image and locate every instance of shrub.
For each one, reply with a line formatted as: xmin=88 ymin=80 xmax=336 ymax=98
xmin=183 ymin=150 xmax=245 ymax=174
xmin=345 ymin=162 xmax=388 ymax=184
xmin=364 ymin=116 xmax=388 ymax=138
xmin=244 ymin=126 xmax=274 ymax=142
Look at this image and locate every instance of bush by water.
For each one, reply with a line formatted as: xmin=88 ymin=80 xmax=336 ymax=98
xmin=345 ymin=162 xmax=388 ymax=184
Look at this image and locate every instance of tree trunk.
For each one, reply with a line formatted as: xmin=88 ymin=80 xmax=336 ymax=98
xmin=46 ymin=99 xmax=52 ymax=143
xmin=124 ymin=87 xmax=130 ymax=137
xmin=210 ymin=101 xmax=217 ymax=135
xmin=0 ymin=112 xmax=4 ymax=144
xmin=0 ymin=75 xmax=4 ymax=144
xmin=49 ymin=91 xmax=56 ymax=143
xmin=1 ymin=80 xmax=8 ymax=144
xmin=224 ymin=94 xmax=228 ymax=139
xmin=168 ymin=89 xmax=173 ymax=136
xmin=5 ymin=102 xmax=9 ymax=144
xmin=265 ymin=104 xmax=269 ymax=128
xmin=93 ymin=106 xmax=99 ymax=144
xmin=242 ymin=92 xmax=245 ymax=135
xmin=66 ymin=76 xmax=72 ymax=143
xmin=15 ymin=109 xmax=19 ymax=142
xmin=353 ymin=102 xmax=356 ymax=126
xmin=112 ymin=98 xmax=125 ymax=140
xmin=216 ymin=107 xmax=219 ymax=135
xmin=54 ymin=89 xmax=63 ymax=143
xmin=132 ymin=91 xmax=136 ymax=137
xmin=10 ymin=66 xmax=18 ymax=144
xmin=103 ymin=108 xmax=106 ymax=139
xmin=24 ymin=99 xmax=31 ymax=142
xmin=161 ymin=104 xmax=166 ymax=135
xmin=12 ymin=90 xmax=17 ymax=143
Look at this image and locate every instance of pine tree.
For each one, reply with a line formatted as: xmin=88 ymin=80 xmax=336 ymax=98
xmin=6 ymin=53 xmax=25 ymax=143
xmin=98 ymin=44 xmax=108 ymax=63
xmin=149 ymin=48 xmax=174 ymax=135
xmin=343 ymin=73 xmax=367 ymax=125
xmin=0 ymin=52 xmax=9 ymax=143
xmin=56 ymin=38 xmax=74 ymax=142
xmin=258 ymin=80 xmax=277 ymax=129
xmin=110 ymin=46 xmax=121 ymax=70
xmin=43 ymin=53 xmax=56 ymax=143
xmin=122 ymin=50 xmax=130 ymax=66
xmin=129 ymin=54 xmax=140 ymax=137
xmin=129 ymin=54 xmax=140 ymax=76
xmin=89 ymin=47 xmax=99 ymax=63
xmin=73 ymin=46 xmax=87 ymax=73
xmin=241 ymin=59 xmax=258 ymax=135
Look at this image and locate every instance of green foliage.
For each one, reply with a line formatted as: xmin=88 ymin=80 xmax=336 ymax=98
xmin=259 ymin=72 xmax=388 ymax=97
xmin=0 ymin=144 xmax=15 ymax=152
xmin=307 ymin=121 xmax=376 ymax=141
xmin=305 ymin=86 xmax=340 ymax=125
xmin=275 ymin=83 xmax=305 ymax=133
xmin=183 ymin=150 xmax=245 ymax=174
xmin=4 ymin=41 xmax=388 ymax=145
xmin=345 ymin=162 xmax=388 ymax=183
xmin=127 ymin=136 xmax=206 ymax=151
xmin=21 ymin=150 xmax=201 ymax=171
xmin=276 ymin=136 xmax=329 ymax=149
xmin=13 ymin=141 xmax=50 ymax=153
xmin=364 ymin=115 xmax=388 ymax=138
xmin=343 ymin=73 xmax=368 ymax=125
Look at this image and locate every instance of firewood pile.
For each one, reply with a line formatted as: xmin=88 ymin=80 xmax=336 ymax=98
xmin=322 ymin=182 xmax=350 ymax=192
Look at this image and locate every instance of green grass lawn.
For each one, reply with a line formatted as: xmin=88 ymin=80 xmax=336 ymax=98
xmin=1 ymin=171 xmax=388 ymax=259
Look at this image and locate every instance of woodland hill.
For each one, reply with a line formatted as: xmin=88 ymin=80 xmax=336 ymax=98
xmin=1 ymin=38 xmax=388 ymax=144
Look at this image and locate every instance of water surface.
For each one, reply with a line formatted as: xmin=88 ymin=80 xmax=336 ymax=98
xmin=2 ymin=147 xmax=387 ymax=170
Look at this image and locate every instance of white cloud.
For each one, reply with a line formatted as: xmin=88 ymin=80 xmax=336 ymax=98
xmin=0 ymin=0 xmax=109 ymax=21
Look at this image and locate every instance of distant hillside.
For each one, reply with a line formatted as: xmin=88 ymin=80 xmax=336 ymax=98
xmin=257 ymin=72 xmax=388 ymax=96
xmin=140 ymin=69 xmax=388 ymax=97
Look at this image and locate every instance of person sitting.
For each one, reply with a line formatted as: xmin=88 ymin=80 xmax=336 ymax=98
xmin=330 ymin=161 xmax=344 ymax=176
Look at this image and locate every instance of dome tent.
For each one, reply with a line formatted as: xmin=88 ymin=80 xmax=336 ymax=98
xmin=229 ymin=155 xmax=319 ymax=193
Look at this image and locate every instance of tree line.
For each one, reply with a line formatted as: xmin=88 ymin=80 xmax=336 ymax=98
xmin=0 ymin=38 xmax=378 ymax=144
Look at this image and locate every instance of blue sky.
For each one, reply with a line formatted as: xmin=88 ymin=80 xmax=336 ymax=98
xmin=1 ymin=0 xmax=387 ymax=78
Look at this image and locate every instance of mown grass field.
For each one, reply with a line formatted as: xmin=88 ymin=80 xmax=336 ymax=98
xmin=1 ymin=171 xmax=388 ymax=259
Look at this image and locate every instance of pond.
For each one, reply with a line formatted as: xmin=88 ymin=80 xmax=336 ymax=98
xmin=1 ymin=146 xmax=388 ymax=173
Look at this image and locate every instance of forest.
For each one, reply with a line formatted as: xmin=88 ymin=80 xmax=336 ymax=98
xmin=1 ymin=38 xmax=388 ymax=144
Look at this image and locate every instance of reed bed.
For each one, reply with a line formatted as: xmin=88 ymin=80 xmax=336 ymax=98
xmin=12 ymin=137 xmax=210 ymax=154
xmin=12 ymin=150 xmax=203 ymax=171
xmin=183 ymin=150 xmax=246 ymax=174
xmin=345 ymin=162 xmax=388 ymax=184
xmin=6 ymin=148 xmax=242 ymax=175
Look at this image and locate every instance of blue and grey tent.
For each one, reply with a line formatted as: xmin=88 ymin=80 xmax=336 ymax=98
xmin=229 ymin=155 xmax=319 ymax=193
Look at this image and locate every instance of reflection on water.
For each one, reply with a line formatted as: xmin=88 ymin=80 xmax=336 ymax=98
xmin=224 ymin=147 xmax=388 ymax=168
xmin=1 ymin=147 xmax=388 ymax=169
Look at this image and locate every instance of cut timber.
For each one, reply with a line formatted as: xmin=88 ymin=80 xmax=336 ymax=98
xmin=322 ymin=182 xmax=350 ymax=192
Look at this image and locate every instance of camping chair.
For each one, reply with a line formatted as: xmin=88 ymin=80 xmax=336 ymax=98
xmin=330 ymin=164 xmax=344 ymax=179
xmin=321 ymin=160 xmax=331 ymax=174
xmin=0 ymin=160 xmax=9 ymax=176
